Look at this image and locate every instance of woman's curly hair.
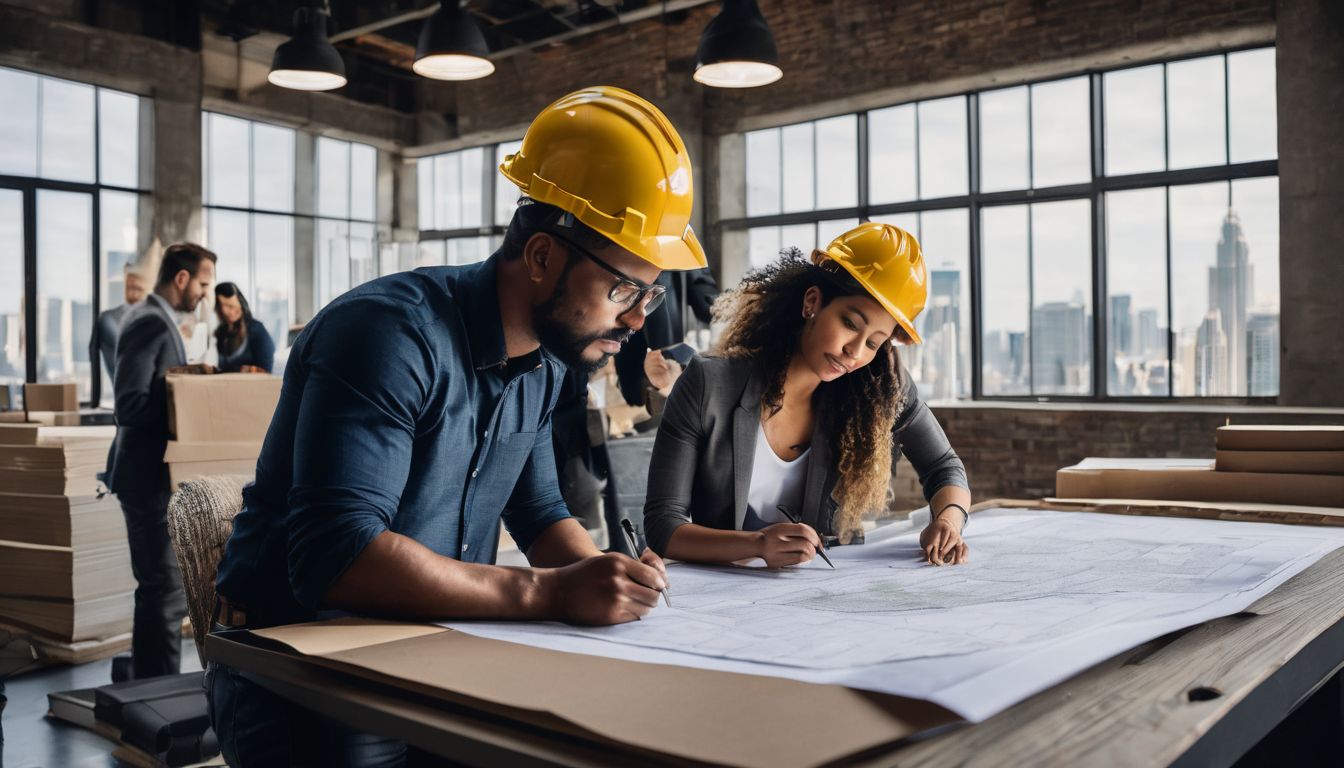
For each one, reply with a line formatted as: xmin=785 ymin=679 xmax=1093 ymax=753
xmin=711 ymin=248 xmax=906 ymax=542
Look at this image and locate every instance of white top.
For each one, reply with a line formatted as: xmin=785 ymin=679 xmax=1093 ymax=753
xmin=742 ymin=420 xmax=811 ymax=530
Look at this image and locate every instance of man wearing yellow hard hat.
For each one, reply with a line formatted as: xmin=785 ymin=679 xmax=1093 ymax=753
xmin=210 ymin=86 xmax=705 ymax=764
xmin=643 ymin=222 xmax=973 ymax=572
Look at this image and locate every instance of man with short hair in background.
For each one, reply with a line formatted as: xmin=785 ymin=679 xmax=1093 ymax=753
xmin=106 ymin=242 xmax=216 ymax=680
xmin=90 ymin=261 xmax=147 ymax=384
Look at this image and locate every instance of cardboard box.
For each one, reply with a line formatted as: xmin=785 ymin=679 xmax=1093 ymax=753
xmin=1216 ymin=450 xmax=1344 ymax=476
xmin=25 ymin=411 xmax=82 ymax=427
xmin=1056 ymin=458 xmax=1344 ymax=508
xmin=164 ymin=441 xmax=262 ymax=488
xmin=24 ymin=383 xmax=78 ymax=413
xmin=166 ymin=373 xmax=281 ymax=443
xmin=1216 ymin=425 xmax=1344 ymax=452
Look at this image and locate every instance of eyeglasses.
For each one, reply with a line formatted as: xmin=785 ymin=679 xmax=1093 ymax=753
xmin=546 ymin=230 xmax=666 ymax=315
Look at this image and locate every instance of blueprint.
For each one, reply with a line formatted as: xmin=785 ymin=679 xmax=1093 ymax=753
xmin=445 ymin=509 xmax=1344 ymax=721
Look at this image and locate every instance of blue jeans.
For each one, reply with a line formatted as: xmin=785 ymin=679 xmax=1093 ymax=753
xmin=207 ymin=656 xmax=420 ymax=767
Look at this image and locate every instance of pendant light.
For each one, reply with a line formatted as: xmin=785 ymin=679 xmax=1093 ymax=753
xmin=268 ymin=6 xmax=347 ymax=91
xmin=413 ymin=2 xmax=495 ymax=80
xmin=693 ymin=0 xmax=782 ymax=88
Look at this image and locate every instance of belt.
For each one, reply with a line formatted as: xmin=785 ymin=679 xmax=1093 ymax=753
xmin=214 ymin=595 xmax=249 ymax=629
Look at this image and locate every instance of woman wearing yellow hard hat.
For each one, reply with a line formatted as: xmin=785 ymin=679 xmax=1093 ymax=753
xmin=642 ymin=222 xmax=972 ymax=567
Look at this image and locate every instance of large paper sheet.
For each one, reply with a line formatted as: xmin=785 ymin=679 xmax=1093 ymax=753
xmin=446 ymin=509 xmax=1344 ymax=721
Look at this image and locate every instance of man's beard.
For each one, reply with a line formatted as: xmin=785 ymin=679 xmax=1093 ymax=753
xmin=534 ymin=282 xmax=629 ymax=375
xmin=175 ymin=291 xmax=201 ymax=313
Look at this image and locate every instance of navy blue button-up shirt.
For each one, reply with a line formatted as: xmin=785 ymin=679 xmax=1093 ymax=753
xmin=216 ymin=256 xmax=571 ymax=625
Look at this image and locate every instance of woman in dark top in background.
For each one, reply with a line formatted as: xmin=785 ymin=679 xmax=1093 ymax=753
xmin=213 ymin=282 xmax=275 ymax=373
xmin=643 ymin=223 xmax=972 ymax=568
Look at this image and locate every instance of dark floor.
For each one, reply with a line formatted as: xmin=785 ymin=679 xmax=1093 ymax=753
xmin=0 ymin=652 xmax=203 ymax=768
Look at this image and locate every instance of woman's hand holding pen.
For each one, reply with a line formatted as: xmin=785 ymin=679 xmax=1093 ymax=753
xmin=920 ymin=511 xmax=968 ymax=566
xmin=755 ymin=523 xmax=821 ymax=568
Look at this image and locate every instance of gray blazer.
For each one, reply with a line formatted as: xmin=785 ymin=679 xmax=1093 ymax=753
xmin=643 ymin=356 xmax=967 ymax=555
xmin=90 ymin=303 xmax=130 ymax=381
xmin=105 ymin=293 xmax=187 ymax=496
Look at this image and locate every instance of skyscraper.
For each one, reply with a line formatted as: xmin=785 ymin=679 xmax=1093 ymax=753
xmin=1246 ymin=311 xmax=1280 ymax=397
xmin=1208 ymin=210 xmax=1253 ymax=395
xmin=1108 ymin=294 xmax=1133 ymax=394
xmin=1136 ymin=309 xmax=1161 ymax=360
xmin=1109 ymin=294 xmax=1132 ymax=357
xmin=1195 ymin=310 xmax=1229 ymax=396
xmin=1032 ymin=301 xmax=1089 ymax=395
xmin=921 ymin=268 xmax=962 ymax=400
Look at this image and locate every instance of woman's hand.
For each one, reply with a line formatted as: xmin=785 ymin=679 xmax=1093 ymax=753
xmin=756 ymin=523 xmax=821 ymax=568
xmin=644 ymin=349 xmax=683 ymax=395
xmin=920 ymin=510 xmax=968 ymax=566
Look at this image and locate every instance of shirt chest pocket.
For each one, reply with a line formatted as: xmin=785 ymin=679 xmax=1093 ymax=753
xmin=482 ymin=430 xmax=538 ymax=474
xmin=471 ymin=430 xmax=537 ymax=500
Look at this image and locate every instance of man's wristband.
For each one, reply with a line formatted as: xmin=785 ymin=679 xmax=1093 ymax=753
xmin=935 ymin=503 xmax=969 ymax=532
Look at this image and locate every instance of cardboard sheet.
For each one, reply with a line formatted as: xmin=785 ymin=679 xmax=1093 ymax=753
xmin=253 ymin=618 xmax=952 ymax=768
xmin=1216 ymin=424 xmax=1344 ymax=451
xmin=1056 ymin=458 xmax=1344 ymax=507
xmin=1215 ymin=449 xmax=1344 ymax=475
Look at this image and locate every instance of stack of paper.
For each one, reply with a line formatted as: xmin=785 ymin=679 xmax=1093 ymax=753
xmin=0 ymin=424 xmax=132 ymax=648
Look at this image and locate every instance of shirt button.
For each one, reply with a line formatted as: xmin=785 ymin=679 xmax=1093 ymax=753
xmin=471 ymin=469 xmax=479 ymax=478
xmin=483 ymin=430 xmax=489 ymax=438
xmin=461 ymin=544 xmax=469 ymax=553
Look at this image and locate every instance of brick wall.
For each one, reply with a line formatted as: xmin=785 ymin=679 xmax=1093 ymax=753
xmin=419 ymin=0 xmax=1275 ymax=140
xmin=889 ymin=405 xmax=1344 ymax=510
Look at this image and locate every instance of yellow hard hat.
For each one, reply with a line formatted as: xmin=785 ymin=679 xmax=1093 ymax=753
xmin=815 ymin=222 xmax=928 ymax=344
xmin=499 ymin=86 xmax=707 ymax=271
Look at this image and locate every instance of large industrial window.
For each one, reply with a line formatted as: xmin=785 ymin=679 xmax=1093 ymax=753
xmin=0 ymin=66 xmax=151 ymax=407
xmin=731 ymin=47 xmax=1277 ymax=402
xmin=315 ymin=137 xmax=377 ymax=309
xmin=413 ymin=140 xmax=520 ymax=271
xmin=202 ymin=113 xmax=299 ymax=367
xmin=203 ymin=115 xmax=381 ymax=366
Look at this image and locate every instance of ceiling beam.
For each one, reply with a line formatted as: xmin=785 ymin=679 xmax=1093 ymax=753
xmin=330 ymin=3 xmax=439 ymax=44
xmin=342 ymin=0 xmax=716 ymax=70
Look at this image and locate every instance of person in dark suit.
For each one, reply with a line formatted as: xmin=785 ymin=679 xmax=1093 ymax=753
xmin=612 ymin=267 xmax=718 ymax=408
xmin=643 ymin=224 xmax=972 ymax=569
xmin=212 ymin=282 xmax=275 ymax=373
xmin=89 ymin=262 xmax=147 ymax=383
xmin=106 ymin=242 xmax=217 ymax=680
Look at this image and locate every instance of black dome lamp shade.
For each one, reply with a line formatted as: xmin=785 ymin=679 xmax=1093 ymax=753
xmin=268 ymin=6 xmax=347 ymax=91
xmin=413 ymin=2 xmax=495 ymax=81
xmin=693 ymin=0 xmax=782 ymax=88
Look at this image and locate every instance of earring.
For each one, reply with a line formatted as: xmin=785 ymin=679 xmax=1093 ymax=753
xmin=807 ymin=311 xmax=816 ymax=319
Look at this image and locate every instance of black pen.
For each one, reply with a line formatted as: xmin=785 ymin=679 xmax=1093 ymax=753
xmin=621 ymin=519 xmax=672 ymax=607
xmin=776 ymin=505 xmax=835 ymax=568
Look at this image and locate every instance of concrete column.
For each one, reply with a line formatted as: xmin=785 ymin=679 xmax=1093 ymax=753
xmin=1277 ymin=0 xmax=1344 ymax=406
xmin=293 ymin=132 xmax=317 ymax=323
xmin=151 ymin=96 xmax=203 ymax=246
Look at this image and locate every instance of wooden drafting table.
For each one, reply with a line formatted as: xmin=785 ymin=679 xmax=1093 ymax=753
xmin=204 ymin=499 xmax=1344 ymax=767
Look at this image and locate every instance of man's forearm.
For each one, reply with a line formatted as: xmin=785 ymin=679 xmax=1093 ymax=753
xmin=322 ymin=530 xmax=558 ymax=620
xmin=524 ymin=517 xmax=604 ymax=568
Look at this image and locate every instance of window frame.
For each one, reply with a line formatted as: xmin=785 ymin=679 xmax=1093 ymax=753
xmin=414 ymin=141 xmax=518 ymax=270
xmin=0 ymin=66 xmax=151 ymax=407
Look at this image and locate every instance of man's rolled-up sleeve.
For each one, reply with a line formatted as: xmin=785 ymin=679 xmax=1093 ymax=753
xmin=285 ymin=304 xmax=434 ymax=609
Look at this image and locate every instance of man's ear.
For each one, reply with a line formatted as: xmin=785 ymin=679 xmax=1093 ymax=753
xmin=522 ymin=232 xmax=555 ymax=285
xmin=174 ymin=269 xmax=191 ymax=292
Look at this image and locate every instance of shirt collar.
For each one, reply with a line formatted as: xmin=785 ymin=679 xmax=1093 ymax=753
xmin=459 ymin=255 xmax=512 ymax=371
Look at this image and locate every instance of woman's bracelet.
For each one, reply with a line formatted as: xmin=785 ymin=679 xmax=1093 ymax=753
xmin=935 ymin=503 xmax=969 ymax=532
